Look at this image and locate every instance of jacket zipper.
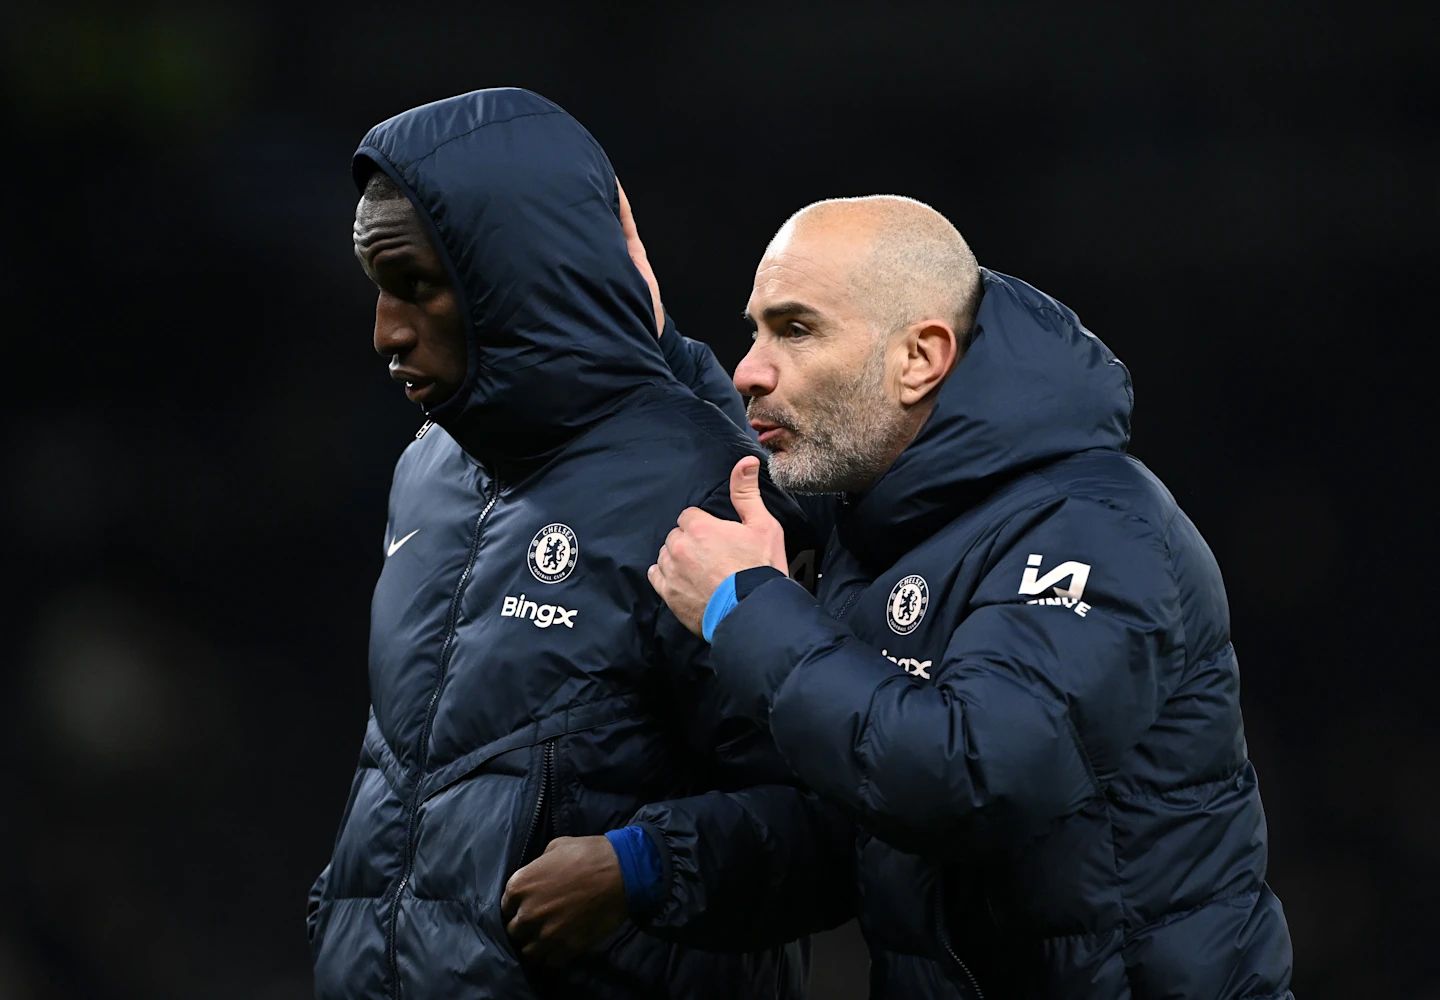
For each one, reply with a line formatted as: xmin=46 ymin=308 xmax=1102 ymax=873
xmin=518 ymin=739 xmax=556 ymax=866
xmin=834 ymin=586 xmax=863 ymax=621
xmin=833 ymin=551 xmax=977 ymax=994
xmin=934 ymin=891 xmax=985 ymax=1000
xmin=386 ymin=480 xmax=500 ymax=1000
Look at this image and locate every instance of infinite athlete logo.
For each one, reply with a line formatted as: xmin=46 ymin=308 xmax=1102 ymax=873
xmin=1019 ymin=553 xmax=1093 ymax=617
xmin=528 ymin=523 xmax=578 ymax=584
xmin=886 ymin=574 xmax=929 ymax=635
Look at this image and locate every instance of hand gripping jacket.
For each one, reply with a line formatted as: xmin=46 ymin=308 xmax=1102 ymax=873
xmin=704 ymin=271 xmax=1296 ymax=998
xmin=305 ymin=89 xmax=851 ymax=999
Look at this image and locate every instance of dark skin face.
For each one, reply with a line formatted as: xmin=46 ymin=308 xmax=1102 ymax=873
xmin=353 ymin=191 xmax=466 ymax=408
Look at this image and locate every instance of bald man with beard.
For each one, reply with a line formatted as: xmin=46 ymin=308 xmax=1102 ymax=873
xmin=634 ymin=195 xmax=1297 ymax=998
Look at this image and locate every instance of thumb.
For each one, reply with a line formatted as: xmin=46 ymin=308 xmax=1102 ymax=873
xmin=729 ymin=457 xmax=770 ymax=525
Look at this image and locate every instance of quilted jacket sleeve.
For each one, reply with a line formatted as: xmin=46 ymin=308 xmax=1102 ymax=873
xmin=628 ymin=782 xmax=856 ymax=949
xmin=624 ymin=477 xmax=857 ymax=949
xmin=711 ymin=496 xmax=1183 ymax=855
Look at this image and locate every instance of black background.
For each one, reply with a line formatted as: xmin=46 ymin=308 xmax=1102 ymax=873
xmin=5 ymin=2 xmax=1434 ymax=997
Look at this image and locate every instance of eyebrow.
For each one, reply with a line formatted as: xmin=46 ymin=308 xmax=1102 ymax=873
xmin=364 ymin=245 xmax=422 ymax=265
xmin=356 ymin=245 xmax=424 ymax=278
xmin=741 ymin=300 xmax=824 ymax=328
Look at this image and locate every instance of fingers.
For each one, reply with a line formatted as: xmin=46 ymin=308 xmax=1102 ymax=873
xmin=505 ymin=899 xmax=532 ymax=946
xmin=506 ymin=907 xmax=530 ymax=944
xmin=664 ymin=524 xmax=684 ymax=551
xmin=503 ymin=876 xmax=543 ymax=950
xmin=658 ymin=522 xmax=690 ymax=576
xmin=503 ymin=861 xmax=540 ymax=938
xmin=506 ymin=898 xmax=578 ymax=967
xmin=676 ymin=506 xmax=707 ymax=531
xmin=501 ymin=870 xmax=522 ymax=920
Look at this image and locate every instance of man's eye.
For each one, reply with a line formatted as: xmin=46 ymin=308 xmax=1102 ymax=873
xmin=782 ymin=322 xmax=810 ymax=338
xmin=408 ymin=277 xmax=448 ymax=302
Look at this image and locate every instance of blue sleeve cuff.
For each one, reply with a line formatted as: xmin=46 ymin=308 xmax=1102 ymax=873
xmin=604 ymin=825 xmax=665 ymax=917
xmin=703 ymin=567 xmax=789 ymax=643
xmin=734 ymin=565 xmax=787 ymax=600
xmin=701 ymin=573 xmax=740 ymax=643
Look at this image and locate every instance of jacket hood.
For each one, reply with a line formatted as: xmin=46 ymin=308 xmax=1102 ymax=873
xmin=354 ymin=88 xmax=672 ymax=469
xmin=841 ymin=269 xmax=1134 ymax=568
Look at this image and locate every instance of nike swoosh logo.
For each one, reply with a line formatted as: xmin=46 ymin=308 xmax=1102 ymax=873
xmin=387 ymin=529 xmax=420 ymax=557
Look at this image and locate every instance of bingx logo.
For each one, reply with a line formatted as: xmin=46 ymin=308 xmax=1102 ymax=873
xmin=501 ymin=594 xmax=578 ymax=629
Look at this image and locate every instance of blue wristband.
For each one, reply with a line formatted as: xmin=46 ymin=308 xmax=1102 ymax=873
xmin=604 ymin=825 xmax=665 ymax=917
xmin=701 ymin=572 xmax=740 ymax=643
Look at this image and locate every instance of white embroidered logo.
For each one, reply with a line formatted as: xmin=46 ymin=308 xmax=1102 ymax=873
xmin=528 ymin=523 xmax=578 ymax=584
xmin=886 ymin=575 xmax=929 ymax=635
xmin=1019 ymin=554 xmax=1093 ymax=617
xmin=881 ymin=649 xmax=933 ymax=679
xmin=386 ymin=529 xmax=419 ymax=557
xmin=501 ymin=594 xmax=578 ymax=629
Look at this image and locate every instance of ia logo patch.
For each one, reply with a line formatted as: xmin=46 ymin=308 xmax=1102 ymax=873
xmin=528 ymin=523 xmax=579 ymax=584
xmin=886 ymin=574 xmax=929 ymax=635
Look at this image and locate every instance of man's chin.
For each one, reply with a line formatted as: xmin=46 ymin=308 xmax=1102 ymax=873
xmin=417 ymin=383 xmax=462 ymax=412
xmin=767 ymin=453 xmax=833 ymax=495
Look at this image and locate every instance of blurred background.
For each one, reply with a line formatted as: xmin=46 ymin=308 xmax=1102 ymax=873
xmin=3 ymin=1 xmax=1434 ymax=996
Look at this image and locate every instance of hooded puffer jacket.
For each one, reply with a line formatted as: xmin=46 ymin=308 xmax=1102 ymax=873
xmin=306 ymin=88 xmax=850 ymax=1000
xmin=688 ymin=269 xmax=1295 ymax=998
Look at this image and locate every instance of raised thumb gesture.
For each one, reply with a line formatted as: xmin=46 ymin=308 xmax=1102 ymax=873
xmin=729 ymin=457 xmax=770 ymax=523
xmin=727 ymin=457 xmax=787 ymax=571
xmin=648 ymin=456 xmax=790 ymax=636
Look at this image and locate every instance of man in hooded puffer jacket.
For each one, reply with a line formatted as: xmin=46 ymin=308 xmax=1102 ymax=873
xmin=644 ymin=194 xmax=1296 ymax=998
xmin=305 ymin=88 xmax=855 ymax=999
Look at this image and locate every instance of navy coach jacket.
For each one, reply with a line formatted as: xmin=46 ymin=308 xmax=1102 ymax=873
xmin=676 ymin=270 xmax=1295 ymax=997
xmin=305 ymin=89 xmax=851 ymax=1000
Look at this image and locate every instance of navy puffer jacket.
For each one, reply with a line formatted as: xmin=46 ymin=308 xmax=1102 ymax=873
xmin=690 ymin=270 xmax=1295 ymax=997
xmin=306 ymin=88 xmax=851 ymax=1000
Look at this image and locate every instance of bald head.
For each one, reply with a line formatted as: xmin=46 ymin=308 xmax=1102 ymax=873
xmin=769 ymin=195 xmax=981 ymax=340
xmin=738 ymin=195 xmax=979 ymax=494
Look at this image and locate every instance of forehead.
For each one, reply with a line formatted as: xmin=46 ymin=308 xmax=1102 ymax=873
xmin=747 ymin=223 xmax=867 ymax=317
xmin=353 ymin=192 xmax=424 ymax=246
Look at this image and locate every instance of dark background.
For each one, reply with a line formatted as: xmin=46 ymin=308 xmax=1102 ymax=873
xmin=4 ymin=2 xmax=1434 ymax=997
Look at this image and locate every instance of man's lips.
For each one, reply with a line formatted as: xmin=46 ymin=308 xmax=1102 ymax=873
xmin=404 ymin=381 xmax=438 ymax=404
xmin=390 ymin=367 xmax=436 ymax=404
xmin=749 ymin=420 xmax=792 ymax=448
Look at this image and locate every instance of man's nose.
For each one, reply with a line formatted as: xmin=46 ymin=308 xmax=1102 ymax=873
xmin=373 ymin=292 xmax=417 ymax=357
xmin=733 ymin=343 xmax=777 ymax=398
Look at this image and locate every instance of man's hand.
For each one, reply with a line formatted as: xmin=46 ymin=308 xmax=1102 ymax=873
xmin=649 ymin=457 xmax=788 ymax=635
xmin=502 ymin=836 xmax=629 ymax=966
xmin=616 ymin=179 xmax=664 ymax=337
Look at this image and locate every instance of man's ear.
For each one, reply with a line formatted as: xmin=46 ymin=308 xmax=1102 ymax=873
xmin=897 ymin=320 xmax=958 ymax=407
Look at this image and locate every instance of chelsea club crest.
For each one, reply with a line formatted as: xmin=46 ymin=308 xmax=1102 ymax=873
xmin=528 ymin=523 xmax=579 ymax=584
xmin=886 ymin=574 xmax=929 ymax=635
